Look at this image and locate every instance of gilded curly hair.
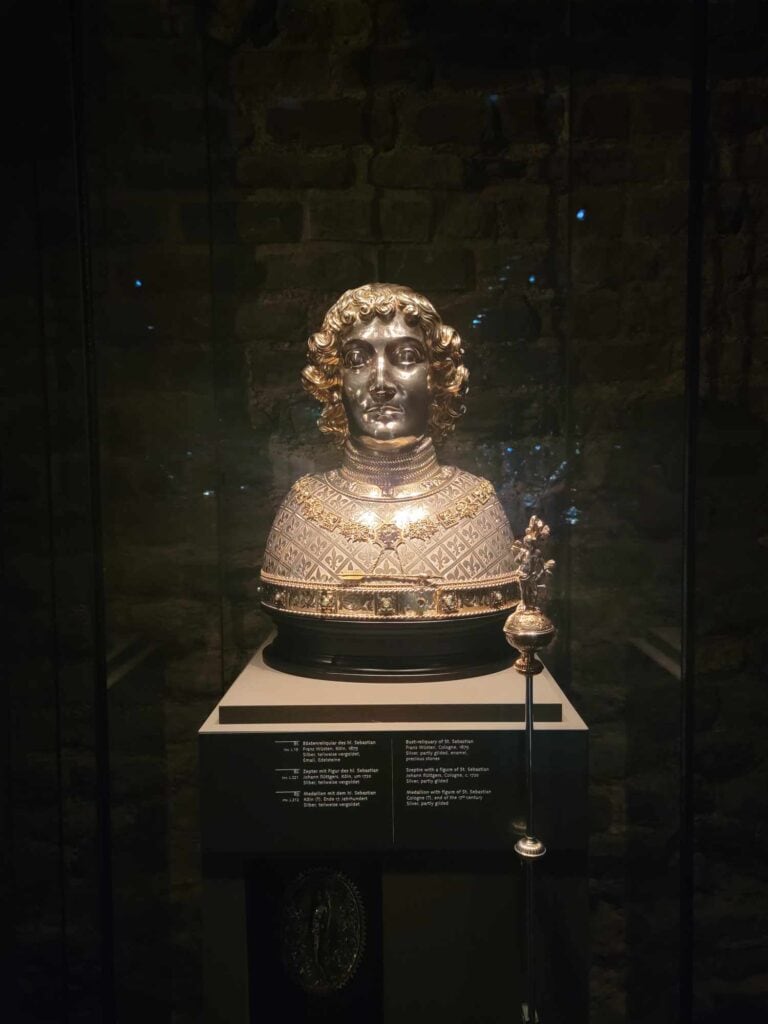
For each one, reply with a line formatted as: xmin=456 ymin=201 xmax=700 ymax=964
xmin=302 ymin=283 xmax=469 ymax=446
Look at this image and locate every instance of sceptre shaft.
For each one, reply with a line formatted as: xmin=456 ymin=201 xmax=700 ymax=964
xmin=504 ymin=516 xmax=556 ymax=1023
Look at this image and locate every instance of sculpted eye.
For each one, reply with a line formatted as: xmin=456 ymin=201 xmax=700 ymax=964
xmin=393 ymin=345 xmax=424 ymax=366
xmin=343 ymin=347 xmax=368 ymax=368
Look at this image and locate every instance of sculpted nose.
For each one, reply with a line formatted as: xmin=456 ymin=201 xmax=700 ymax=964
xmin=369 ymin=354 xmax=396 ymax=399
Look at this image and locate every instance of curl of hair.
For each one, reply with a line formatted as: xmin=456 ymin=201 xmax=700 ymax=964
xmin=301 ymin=283 xmax=469 ymax=446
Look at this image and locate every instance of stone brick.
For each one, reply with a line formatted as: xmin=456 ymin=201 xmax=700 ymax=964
xmin=237 ymin=150 xmax=353 ymax=188
xmin=331 ymin=50 xmax=369 ymax=92
xmin=497 ymin=93 xmax=546 ymax=142
xmin=410 ymin=99 xmax=489 ymax=146
xmin=626 ymin=186 xmax=688 ymax=238
xmin=431 ymin=31 xmax=540 ymax=91
xmin=274 ymin=0 xmax=334 ymax=44
xmin=378 ymin=195 xmax=432 ymax=241
xmin=307 ymin=194 xmax=372 ymax=240
xmin=590 ymin=733 xmax=627 ymax=780
xmin=233 ymin=48 xmax=331 ymax=99
xmin=572 ymin=143 xmax=631 ymax=186
xmin=330 ymin=0 xmax=373 ymax=45
xmin=590 ymin=786 xmax=617 ymax=832
xmin=473 ymin=244 xmax=527 ymax=279
xmin=711 ymin=183 xmax=749 ymax=235
xmin=712 ymin=90 xmax=768 ymax=138
xmin=271 ymin=0 xmax=372 ymax=47
xmin=374 ymin=2 xmax=411 ymax=39
xmin=567 ymin=188 xmax=625 ymax=239
xmin=571 ymin=238 xmax=623 ymax=289
xmin=570 ymin=290 xmax=621 ymax=339
xmin=370 ymin=149 xmax=464 ymax=190
xmin=370 ymin=94 xmax=396 ymax=149
xmin=266 ymin=99 xmax=366 ymax=146
xmin=366 ymin=47 xmax=433 ymax=88
xmin=381 ymin=247 xmax=473 ymax=292
xmin=633 ymin=88 xmax=690 ymax=135
xmin=436 ymin=196 xmax=495 ymax=239
xmin=255 ymin=247 xmax=377 ymax=290
xmin=466 ymin=156 xmax=527 ymax=189
xmin=574 ymin=91 xmax=631 ymax=140
xmin=575 ymin=339 xmax=669 ymax=384
xmin=237 ymin=201 xmax=303 ymax=243
xmin=497 ymin=185 xmax=550 ymax=240
xmin=735 ymin=139 xmax=768 ymax=179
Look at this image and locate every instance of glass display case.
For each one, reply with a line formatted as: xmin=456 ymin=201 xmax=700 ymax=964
xmin=4 ymin=0 xmax=767 ymax=1021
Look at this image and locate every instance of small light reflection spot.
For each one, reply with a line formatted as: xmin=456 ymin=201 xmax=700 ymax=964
xmin=528 ymin=274 xmax=536 ymax=284
xmin=576 ymin=208 xmax=586 ymax=221
xmin=533 ymin=443 xmax=542 ymax=452
xmin=565 ymin=506 xmax=580 ymax=525
xmin=203 ymin=489 xmax=215 ymax=497
xmin=134 ymin=279 xmax=143 ymax=288
xmin=147 ymin=325 xmax=155 ymax=331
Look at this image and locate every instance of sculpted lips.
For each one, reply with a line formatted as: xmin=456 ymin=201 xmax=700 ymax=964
xmin=363 ymin=403 xmax=403 ymax=419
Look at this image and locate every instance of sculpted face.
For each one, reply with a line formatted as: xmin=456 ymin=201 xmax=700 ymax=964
xmin=340 ymin=311 xmax=429 ymax=449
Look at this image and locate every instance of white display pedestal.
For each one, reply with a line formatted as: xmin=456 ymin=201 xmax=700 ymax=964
xmin=200 ymin=642 xmax=588 ymax=1024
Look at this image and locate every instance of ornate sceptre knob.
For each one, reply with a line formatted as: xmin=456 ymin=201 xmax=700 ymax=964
xmin=504 ymin=515 xmax=556 ymax=860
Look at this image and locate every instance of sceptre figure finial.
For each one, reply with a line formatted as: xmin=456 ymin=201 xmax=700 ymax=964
xmin=504 ymin=515 xmax=556 ymax=677
xmin=511 ymin=516 xmax=556 ymax=612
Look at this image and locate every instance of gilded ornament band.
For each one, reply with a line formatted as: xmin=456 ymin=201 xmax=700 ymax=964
xmin=260 ymin=570 xmax=520 ymax=621
xmin=291 ymin=476 xmax=495 ymax=550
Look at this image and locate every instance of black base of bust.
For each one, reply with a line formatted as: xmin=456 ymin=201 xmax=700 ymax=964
xmin=261 ymin=610 xmax=515 ymax=682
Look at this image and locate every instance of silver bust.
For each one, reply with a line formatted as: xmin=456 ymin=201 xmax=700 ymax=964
xmin=260 ymin=283 xmax=519 ymax=624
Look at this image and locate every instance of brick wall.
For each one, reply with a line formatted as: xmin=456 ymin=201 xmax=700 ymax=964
xmin=693 ymin=3 xmax=768 ymax=1018
xmin=20 ymin=0 xmax=763 ymax=1021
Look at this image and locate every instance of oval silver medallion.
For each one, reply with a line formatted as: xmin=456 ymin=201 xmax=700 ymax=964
xmin=280 ymin=869 xmax=366 ymax=995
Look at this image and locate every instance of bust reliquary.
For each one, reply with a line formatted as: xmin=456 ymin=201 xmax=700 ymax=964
xmin=260 ymin=283 xmax=526 ymax=680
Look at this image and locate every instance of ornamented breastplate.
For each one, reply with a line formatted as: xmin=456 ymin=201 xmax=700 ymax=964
xmin=261 ymin=439 xmax=519 ymax=622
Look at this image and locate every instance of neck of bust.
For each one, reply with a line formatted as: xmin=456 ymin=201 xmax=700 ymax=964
xmin=341 ymin=435 xmax=441 ymax=495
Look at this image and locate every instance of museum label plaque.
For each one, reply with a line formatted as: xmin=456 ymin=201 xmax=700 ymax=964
xmin=200 ymin=729 xmax=528 ymax=855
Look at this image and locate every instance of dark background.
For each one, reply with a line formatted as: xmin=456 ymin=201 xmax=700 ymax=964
xmin=2 ymin=0 xmax=767 ymax=1021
